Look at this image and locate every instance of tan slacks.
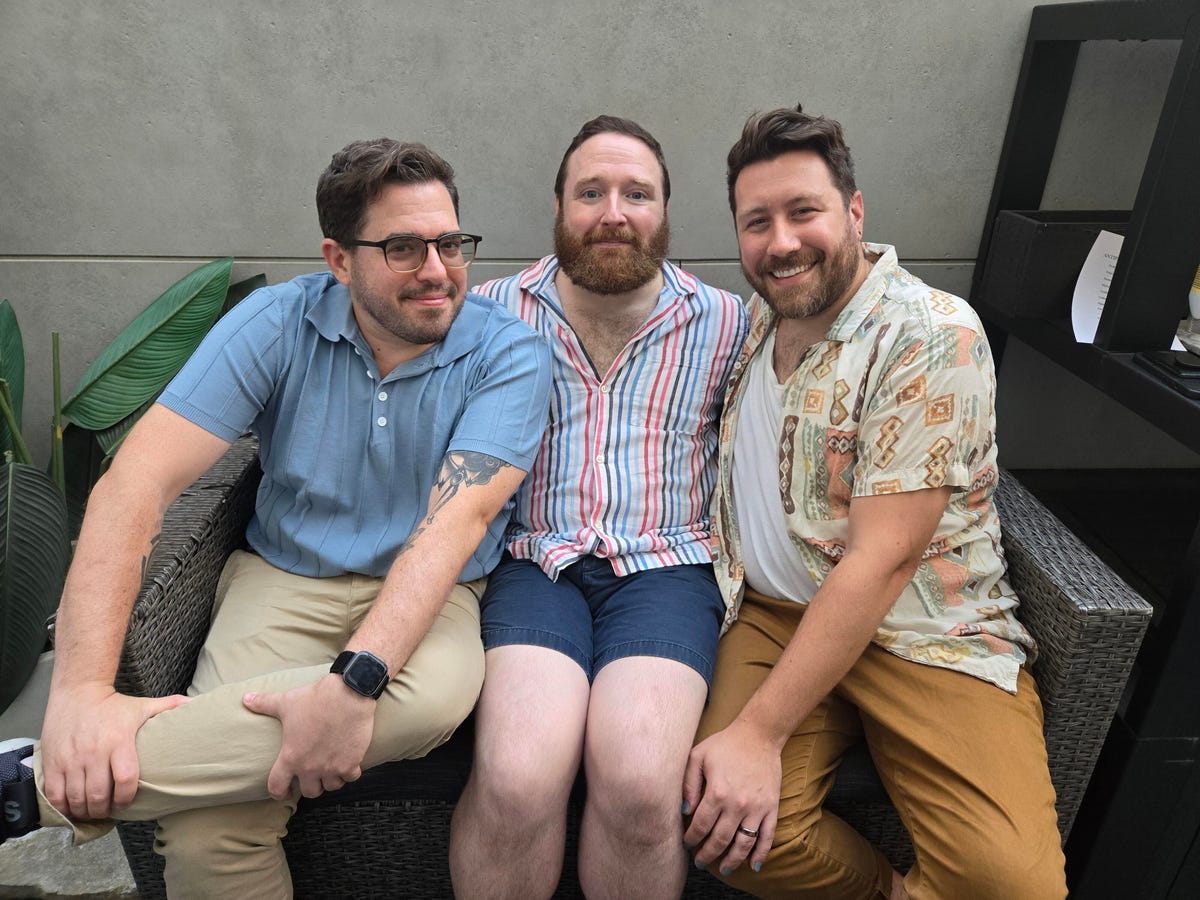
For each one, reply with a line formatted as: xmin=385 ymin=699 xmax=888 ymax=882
xmin=35 ymin=550 xmax=485 ymax=899
xmin=697 ymin=590 xmax=1067 ymax=900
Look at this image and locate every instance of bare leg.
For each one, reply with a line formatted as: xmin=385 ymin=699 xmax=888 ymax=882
xmin=450 ymin=646 xmax=590 ymax=900
xmin=577 ymin=657 xmax=708 ymax=900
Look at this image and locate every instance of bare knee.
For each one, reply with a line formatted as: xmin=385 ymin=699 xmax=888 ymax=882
xmin=587 ymin=762 xmax=682 ymax=848
xmin=467 ymin=745 xmax=576 ymax=829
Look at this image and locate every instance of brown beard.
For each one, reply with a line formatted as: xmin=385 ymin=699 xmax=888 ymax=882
xmin=554 ymin=213 xmax=670 ymax=295
xmin=744 ymin=220 xmax=863 ymax=321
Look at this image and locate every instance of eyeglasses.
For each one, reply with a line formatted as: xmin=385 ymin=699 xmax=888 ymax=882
xmin=346 ymin=232 xmax=482 ymax=273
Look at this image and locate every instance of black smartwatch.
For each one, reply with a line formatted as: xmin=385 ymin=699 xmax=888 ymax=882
xmin=330 ymin=650 xmax=389 ymax=700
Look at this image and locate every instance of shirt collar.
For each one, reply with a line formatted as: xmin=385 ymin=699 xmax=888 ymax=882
xmin=305 ymin=274 xmax=359 ymax=343
xmin=826 ymin=243 xmax=899 ymax=342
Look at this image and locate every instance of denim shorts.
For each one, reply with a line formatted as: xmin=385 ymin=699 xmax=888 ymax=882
xmin=480 ymin=553 xmax=726 ymax=683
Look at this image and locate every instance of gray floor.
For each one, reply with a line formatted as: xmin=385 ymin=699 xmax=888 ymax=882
xmin=0 ymin=829 xmax=136 ymax=900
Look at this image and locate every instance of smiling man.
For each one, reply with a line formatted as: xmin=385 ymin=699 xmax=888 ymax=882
xmin=680 ymin=104 xmax=1067 ymax=899
xmin=0 ymin=139 xmax=551 ymax=898
xmin=449 ymin=116 xmax=747 ymax=899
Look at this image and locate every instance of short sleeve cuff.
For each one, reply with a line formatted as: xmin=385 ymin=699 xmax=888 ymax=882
xmin=446 ymin=437 xmax=538 ymax=472
xmin=158 ymin=393 xmax=248 ymax=443
xmin=853 ymin=461 xmax=972 ymax=497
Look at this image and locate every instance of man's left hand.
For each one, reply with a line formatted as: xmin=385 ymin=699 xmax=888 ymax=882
xmin=683 ymin=719 xmax=781 ymax=875
xmin=242 ymin=675 xmax=377 ymax=800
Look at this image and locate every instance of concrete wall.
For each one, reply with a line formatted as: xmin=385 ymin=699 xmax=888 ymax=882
xmin=2 ymin=0 xmax=1195 ymax=467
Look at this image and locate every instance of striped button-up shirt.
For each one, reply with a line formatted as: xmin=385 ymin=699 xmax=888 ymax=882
xmin=475 ymin=256 xmax=747 ymax=578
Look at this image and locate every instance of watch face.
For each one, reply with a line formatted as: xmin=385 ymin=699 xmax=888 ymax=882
xmin=343 ymin=652 xmax=389 ymax=698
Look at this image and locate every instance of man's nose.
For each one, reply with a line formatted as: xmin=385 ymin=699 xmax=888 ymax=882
xmin=417 ymin=240 xmax=450 ymax=281
xmin=600 ymin=194 xmax=628 ymax=226
xmin=766 ymin=220 xmax=802 ymax=258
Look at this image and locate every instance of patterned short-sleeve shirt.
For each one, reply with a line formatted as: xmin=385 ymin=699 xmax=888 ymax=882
xmin=712 ymin=244 xmax=1035 ymax=692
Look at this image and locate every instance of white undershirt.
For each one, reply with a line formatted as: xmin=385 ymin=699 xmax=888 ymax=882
xmin=731 ymin=330 xmax=820 ymax=604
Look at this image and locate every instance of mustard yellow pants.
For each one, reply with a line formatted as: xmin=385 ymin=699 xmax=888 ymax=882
xmin=697 ymin=590 xmax=1067 ymax=900
xmin=34 ymin=550 xmax=485 ymax=899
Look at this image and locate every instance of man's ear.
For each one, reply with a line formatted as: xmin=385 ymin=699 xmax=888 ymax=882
xmin=322 ymin=238 xmax=352 ymax=285
xmin=553 ymin=194 xmax=561 ymax=219
xmin=850 ymin=191 xmax=865 ymax=239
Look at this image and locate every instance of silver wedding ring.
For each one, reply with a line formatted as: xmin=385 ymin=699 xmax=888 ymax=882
xmin=736 ymin=824 xmax=759 ymax=838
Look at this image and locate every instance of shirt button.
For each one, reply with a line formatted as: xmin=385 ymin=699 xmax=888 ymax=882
xmin=596 ymin=453 xmax=606 ymax=463
xmin=378 ymin=391 xmax=388 ymax=401
xmin=599 ymin=383 xmax=610 ymax=394
xmin=377 ymin=416 xmax=387 ymax=427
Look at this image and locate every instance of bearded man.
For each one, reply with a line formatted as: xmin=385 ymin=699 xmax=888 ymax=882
xmin=681 ymin=104 xmax=1067 ymax=900
xmin=449 ymin=116 xmax=747 ymax=900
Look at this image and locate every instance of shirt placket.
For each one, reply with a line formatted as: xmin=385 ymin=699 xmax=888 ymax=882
xmin=554 ymin=320 xmax=609 ymax=556
xmin=589 ymin=374 xmax=612 ymax=554
xmin=581 ymin=304 xmax=678 ymax=560
xmin=346 ymin=341 xmax=391 ymax=453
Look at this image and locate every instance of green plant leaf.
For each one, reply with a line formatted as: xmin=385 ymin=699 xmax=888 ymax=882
xmin=223 ymin=272 xmax=267 ymax=315
xmin=0 ymin=300 xmax=26 ymax=454
xmin=62 ymin=258 xmax=233 ymax=430
xmin=95 ymin=396 xmax=157 ymax=457
xmin=0 ymin=460 xmax=69 ymax=713
xmin=60 ymin=423 xmax=109 ymax=539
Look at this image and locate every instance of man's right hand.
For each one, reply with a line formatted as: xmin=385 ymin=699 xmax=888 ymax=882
xmin=39 ymin=683 xmax=190 ymax=821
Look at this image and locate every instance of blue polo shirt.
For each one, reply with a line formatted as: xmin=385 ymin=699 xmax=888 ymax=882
xmin=159 ymin=271 xmax=551 ymax=580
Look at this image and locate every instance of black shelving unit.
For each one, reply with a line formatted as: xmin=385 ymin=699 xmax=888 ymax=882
xmin=970 ymin=2 xmax=1200 ymax=897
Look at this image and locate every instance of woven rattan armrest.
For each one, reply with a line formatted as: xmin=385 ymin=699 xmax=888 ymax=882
xmin=114 ymin=435 xmax=262 ymax=699
xmin=993 ymin=469 xmax=1152 ymax=839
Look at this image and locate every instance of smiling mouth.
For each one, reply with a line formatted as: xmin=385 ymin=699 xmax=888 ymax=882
xmin=770 ymin=261 xmax=816 ymax=279
xmin=400 ymin=283 xmax=457 ymax=306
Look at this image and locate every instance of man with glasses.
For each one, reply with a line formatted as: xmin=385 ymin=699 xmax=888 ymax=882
xmin=450 ymin=116 xmax=747 ymax=899
xmin=1 ymin=138 xmax=551 ymax=897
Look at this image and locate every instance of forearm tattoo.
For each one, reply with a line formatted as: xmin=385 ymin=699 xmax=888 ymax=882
xmin=139 ymin=531 xmax=163 ymax=583
xmin=397 ymin=452 xmax=514 ymax=553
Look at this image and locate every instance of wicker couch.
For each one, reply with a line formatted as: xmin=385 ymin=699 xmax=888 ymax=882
xmin=115 ymin=436 xmax=1152 ymax=898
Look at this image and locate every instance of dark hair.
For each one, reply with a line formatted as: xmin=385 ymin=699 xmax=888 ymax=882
xmin=726 ymin=104 xmax=856 ymax=213
xmin=316 ymin=139 xmax=459 ymax=245
xmin=553 ymin=115 xmax=671 ymax=203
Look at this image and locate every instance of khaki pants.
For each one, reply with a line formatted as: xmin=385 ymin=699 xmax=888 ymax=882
xmin=35 ymin=550 xmax=486 ymax=899
xmin=697 ymin=590 xmax=1067 ymax=900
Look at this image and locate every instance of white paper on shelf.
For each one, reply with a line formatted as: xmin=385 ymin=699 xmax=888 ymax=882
xmin=1072 ymin=230 xmax=1124 ymax=343
xmin=1072 ymin=229 xmax=1185 ymax=348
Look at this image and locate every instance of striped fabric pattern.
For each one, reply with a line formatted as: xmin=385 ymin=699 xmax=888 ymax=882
xmin=475 ymin=256 xmax=747 ymax=578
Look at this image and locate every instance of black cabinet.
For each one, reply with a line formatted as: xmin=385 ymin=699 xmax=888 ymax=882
xmin=970 ymin=2 xmax=1200 ymax=896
